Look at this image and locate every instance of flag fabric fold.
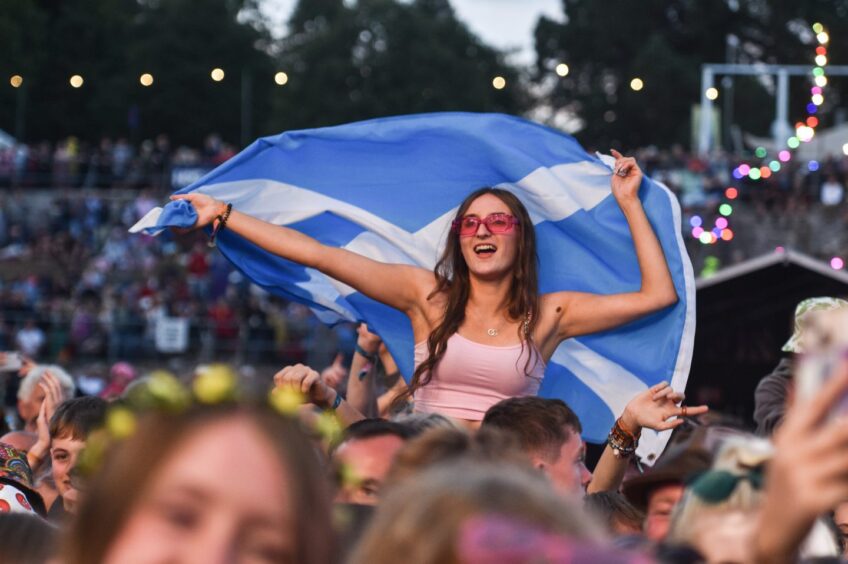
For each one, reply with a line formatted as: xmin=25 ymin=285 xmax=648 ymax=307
xmin=136 ymin=112 xmax=695 ymax=461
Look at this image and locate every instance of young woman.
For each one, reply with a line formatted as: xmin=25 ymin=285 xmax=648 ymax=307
xmin=175 ymin=150 xmax=682 ymax=425
xmin=64 ymin=404 xmax=333 ymax=564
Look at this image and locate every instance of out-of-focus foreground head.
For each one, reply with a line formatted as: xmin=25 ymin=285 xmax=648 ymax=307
xmin=349 ymin=460 xmax=605 ymax=564
xmin=64 ymin=404 xmax=334 ymax=564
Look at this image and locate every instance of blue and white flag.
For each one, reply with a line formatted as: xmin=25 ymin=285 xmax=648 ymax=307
xmin=132 ymin=112 xmax=695 ymax=461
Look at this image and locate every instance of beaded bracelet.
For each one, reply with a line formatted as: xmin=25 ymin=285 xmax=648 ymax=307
xmin=607 ymin=417 xmax=640 ymax=458
xmin=207 ymin=202 xmax=233 ymax=248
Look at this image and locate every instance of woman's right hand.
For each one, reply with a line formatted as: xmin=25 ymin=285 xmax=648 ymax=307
xmin=170 ymin=193 xmax=228 ymax=229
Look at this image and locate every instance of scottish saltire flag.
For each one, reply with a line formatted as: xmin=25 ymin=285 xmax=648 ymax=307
xmin=132 ymin=112 xmax=695 ymax=461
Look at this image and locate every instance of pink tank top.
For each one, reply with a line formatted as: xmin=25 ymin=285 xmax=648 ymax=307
xmin=413 ymin=333 xmax=546 ymax=421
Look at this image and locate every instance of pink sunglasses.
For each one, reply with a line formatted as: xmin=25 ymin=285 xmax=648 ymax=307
xmin=451 ymin=213 xmax=520 ymax=237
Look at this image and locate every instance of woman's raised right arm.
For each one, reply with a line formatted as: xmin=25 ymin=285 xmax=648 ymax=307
xmin=173 ymin=193 xmax=432 ymax=314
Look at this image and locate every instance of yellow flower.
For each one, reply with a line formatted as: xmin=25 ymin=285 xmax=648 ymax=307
xmin=269 ymin=386 xmax=305 ymax=416
xmin=106 ymin=406 xmax=137 ymax=439
xmin=146 ymin=371 xmax=191 ymax=411
xmin=193 ymin=364 xmax=237 ymax=404
xmin=315 ymin=411 xmax=343 ymax=444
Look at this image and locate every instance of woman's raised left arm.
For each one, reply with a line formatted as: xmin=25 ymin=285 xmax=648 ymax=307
xmin=548 ymin=149 xmax=678 ymax=340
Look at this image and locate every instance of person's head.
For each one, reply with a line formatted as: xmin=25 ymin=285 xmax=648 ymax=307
xmin=0 ymin=443 xmax=47 ymax=516
xmin=397 ymin=188 xmax=539 ymax=409
xmin=332 ymin=419 xmax=412 ymax=505
xmin=622 ymin=426 xmax=713 ymax=542
xmin=65 ymin=404 xmax=333 ymax=564
xmin=17 ymin=365 xmax=76 ymax=424
xmin=835 ymin=502 xmax=848 ymax=557
xmin=0 ymin=512 xmax=58 ymax=564
xmin=782 ymin=296 xmax=848 ymax=354
xmin=665 ymin=437 xmax=771 ymax=562
xmin=391 ymin=412 xmax=462 ymax=436
xmin=482 ymin=396 xmax=590 ymax=496
xmin=349 ymin=461 xmax=602 ymax=564
xmin=450 ymin=189 xmax=535 ymax=283
xmin=584 ymin=491 xmax=645 ymax=536
xmin=383 ymin=426 xmax=528 ymax=491
xmin=48 ymin=396 xmax=108 ymax=513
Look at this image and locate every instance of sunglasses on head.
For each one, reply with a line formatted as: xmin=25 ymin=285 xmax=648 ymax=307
xmin=451 ymin=213 xmax=520 ymax=237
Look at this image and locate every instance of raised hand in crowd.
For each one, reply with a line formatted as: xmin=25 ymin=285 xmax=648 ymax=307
xmin=620 ymin=381 xmax=708 ymax=433
xmin=589 ymin=381 xmax=708 ymax=494
xmin=26 ymin=370 xmax=67 ymax=471
xmin=273 ymin=363 xmax=364 ymax=427
xmin=753 ymin=360 xmax=848 ymax=564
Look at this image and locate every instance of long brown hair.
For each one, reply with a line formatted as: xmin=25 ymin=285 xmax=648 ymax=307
xmin=396 ymin=187 xmax=540 ymax=409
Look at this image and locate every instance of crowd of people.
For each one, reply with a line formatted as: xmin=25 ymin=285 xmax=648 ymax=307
xmin=0 ymin=134 xmax=237 ymax=191
xmin=0 ymin=140 xmax=847 ymax=562
xmin=1 ymin=301 xmax=847 ymax=563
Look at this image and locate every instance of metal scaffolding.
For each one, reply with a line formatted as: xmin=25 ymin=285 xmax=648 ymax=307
xmin=698 ymin=63 xmax=848 ymax=156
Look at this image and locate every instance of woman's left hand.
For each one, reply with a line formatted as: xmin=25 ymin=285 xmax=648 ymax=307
xmin=610 ymin=149 xmax=643 ymax=204
xmin=620 ymin=381 xmax=709 ymax=434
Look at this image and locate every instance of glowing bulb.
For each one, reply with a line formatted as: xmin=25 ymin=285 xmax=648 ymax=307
xmin=555 ymin=63 xmax=569 ymax=77
xmin=787 ymin=137 xmax=801 ymax=149
xmin=796 ymin=126 xmax=815 ymax=142
xmin=630 ymin=78 xmax=644 ymax=91
xmin=492 ymin=76 xmax=506 ymax=89
xmin=760 ymin=167 xmax=772 ymax=179
xmin=809 ymin=160 xmax=820 ymax=172
xmin=807 ymin=116 xmax=819 ymax=128
xmin=69 ymin=74 xmax=84 ymax=88
xmin=813 ymin=23 xmax=824 ymax=34
xmin=738 ymin=164 xmax=751 ymax=175
xmin=831 ymin=257 xmax=844 ymax=270
xmin=719 ymin=204 xmax=733 ymax=216
xmin=816 ymin=54 xmax=827 ymax=66
xmin=690 ymin=216 xmax=703 ymax=228
xmin=699 ymin=232 xmax=712 ymax=244
xmin=769 ymin=161 xmax=781 ymax=172
xmin=815 ymin=75 xmax=828 ymax=87
xmin=211 ymin=68 xmax=225 ymax=82
xmin=705 ymin=87 xmax=718 ymax=100
xmin=9 ymin=75 xmax=22 ymax=88
xmin=721 ymin=229 xmax=734 ymax=241
xmin=755 ymin=147 xmax=767 ymax=158
xmin=139 ymin=73 xmax=154 ymax=87
xmin=725 ymin=187 xmax=738 ymax=199
xmin=778 ymin=150 xmax=791 ymax=162
xmin=818 ymin=32 xmax=830 ymax=44
xmin=749 ymin=168 xmax=761 ymax=180
xmin=813 ymin=67 xmax=825 ymax=77
xmin=812 ymin=86 xmax=822 ymax=95
xmin=692 ymin=227 xmax=704 ymax=238
xmin=716 ymin=217 xmax=728 ymax=229
xmin=274 ymin=71 xmax=289 ymax=86
xmin=812 ymin=93 xmax=824 ymax=106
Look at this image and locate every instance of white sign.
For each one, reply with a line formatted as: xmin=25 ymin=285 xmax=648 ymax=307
xmin=155 ymin=317 xmax=189 ymax=353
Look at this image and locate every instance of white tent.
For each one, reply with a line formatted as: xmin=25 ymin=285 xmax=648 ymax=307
xmin=795 ymin=122 xmax=848 ymax=160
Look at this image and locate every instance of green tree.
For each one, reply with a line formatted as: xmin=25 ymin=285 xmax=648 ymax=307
xmin=533 ymin=0 xmax=846 ymax=150
xmin=270 ymin=0 xmax=529 ymax=131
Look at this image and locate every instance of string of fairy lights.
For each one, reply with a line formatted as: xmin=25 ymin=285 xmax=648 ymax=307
xmin=690 ymin=22 xmax=840 ymax=269
xmin=6 ymin=69 xmax=516 ymax=91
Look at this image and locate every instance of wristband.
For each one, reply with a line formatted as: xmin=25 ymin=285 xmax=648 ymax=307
xmin=331 ymin=393 xmax=343 ymax=410
xmin=355 ymin=343 xmax=377 ymax=362
xmin=208 ymin=203 xmax=233 ymax=248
